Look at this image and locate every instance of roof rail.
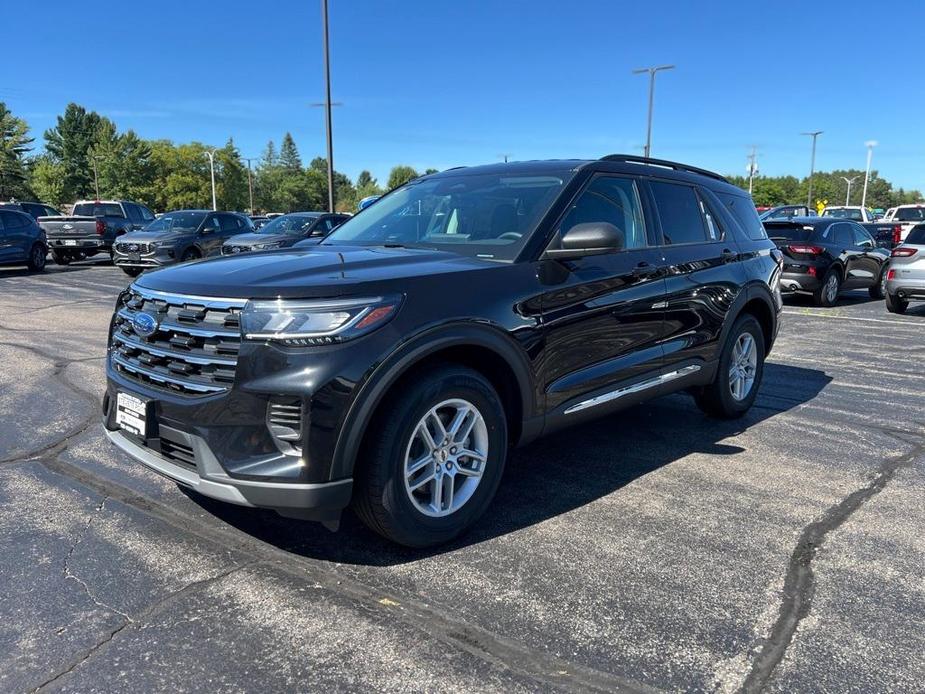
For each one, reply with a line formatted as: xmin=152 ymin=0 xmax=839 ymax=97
xmin=599 ymin=154 xmax=728 ymax=182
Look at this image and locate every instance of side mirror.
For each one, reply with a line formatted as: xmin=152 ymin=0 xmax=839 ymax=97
xmin=201 ymin=226 xmax=218 ymax=235
xmin=544 ymin=222 xmax=625 ymax=260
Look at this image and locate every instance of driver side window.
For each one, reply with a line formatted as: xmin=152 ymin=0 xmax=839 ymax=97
xmin=558 ymin=176 xmax=647 ymax=250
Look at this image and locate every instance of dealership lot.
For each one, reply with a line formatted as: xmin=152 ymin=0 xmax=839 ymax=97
xmin=1 ymin=260 xmax=923 ymax=692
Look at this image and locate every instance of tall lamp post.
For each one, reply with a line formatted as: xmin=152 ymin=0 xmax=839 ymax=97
xmin=320 ymin=0 xmax=335 ymax=212
xmin=632 ymin=64 xmax=675 ymax=158
xmin=801 ymin=131 xmax=823 ymax=209
xmin=204 ymin=149 xmax=217 ymax=211
xmin=861 ymin=140 xmax=878 ymax=209
xmin=841 ymin=176 xmax=858 ymax=206
xmin=243 ymin=157 xmax=257 ymax=214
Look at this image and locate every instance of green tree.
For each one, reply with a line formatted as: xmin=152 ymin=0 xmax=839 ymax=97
xmin=90 ymin=121 xmax=153 ymax=202
xmin=0 ymin=102 xmax=34 ymax=200
xmin=279 ymin=132 xmax=302 ymax=170
xmin=356 ymin=170 xmax=374 ymax=189
xmin=44 ymin=103 xmax=105 ymax=201
xmin=216 ymin=138 xmax=248 ymax=210
xmin=424 ymin=168 xmax=438 ymax=175
xmin=30 ymin=156 xmax=66 ymax=208
xmin=387 ymin=165 xmax=419 ymax=190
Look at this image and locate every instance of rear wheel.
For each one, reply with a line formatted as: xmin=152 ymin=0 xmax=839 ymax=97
xmin=693 ymin=314 xmax=765 ymax=419
xmin=813 ymin=268 xmax=841 ymax=307
xmin=51 ymin=250 xmax=71 ymax=265
xmin=885 ymin=291 xmax=908 ymax=314
xmin=354 ymin=365 xmax=507 ymax=547
xmin=26 ymin=244 xmax=46 ymax=272
xmin=869 ymin=267 xmax=887 ymax=299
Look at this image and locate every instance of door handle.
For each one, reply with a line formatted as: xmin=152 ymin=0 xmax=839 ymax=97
xmin=632 ymin=262 xmax=660 ymax=278
xmin=721 ymin=248 xmax=738 ymax=263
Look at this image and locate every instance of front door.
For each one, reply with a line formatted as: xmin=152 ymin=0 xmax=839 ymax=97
xmin=539 ymin=174 xmax=667 ymax=415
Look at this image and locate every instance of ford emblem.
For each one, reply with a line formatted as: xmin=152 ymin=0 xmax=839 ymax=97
xmin=131 ymin=312 xmax=159 ymax=338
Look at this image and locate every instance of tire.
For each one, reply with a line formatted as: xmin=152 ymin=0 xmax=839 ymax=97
xmin=122 ymin=267 xmax=142 ymax=277
xmin=181 ymin=248 xmax=201 ymax=262
xmin=354 ymin=364 xmax=508 ymax=547
xmin=885 ymin=291 xmax=908 ymax=314
xmin=693 ymin=314 xmax=765 ymax=419
xmin=51 ymin=250 xmax=71 ymax=265
xmin=868 ymin=267 xmax=887 ymax=299
xmin=813 ymin=267 xmax=841 ymax=307
xmin=26 ymin=244 xmax=47 ymax=272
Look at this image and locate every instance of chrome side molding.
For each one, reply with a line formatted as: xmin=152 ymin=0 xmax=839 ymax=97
xmin=564 ymin=365 xmax=702 ymax=414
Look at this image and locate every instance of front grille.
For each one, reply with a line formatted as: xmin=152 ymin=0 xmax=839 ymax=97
xmin=222 ymin=245 xmax=250 ymax=255
xmin=160 ymin=438 xmax=196 ymax=469
xmin=267 ymin=399 xmax=303 ymax=455
xmin=116 ymin=241 xmax=153 ymax=254
xmin=111 ymin=285 xmax=246 ymax=396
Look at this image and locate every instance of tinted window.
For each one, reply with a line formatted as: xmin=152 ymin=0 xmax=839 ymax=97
xmin=850 ymin=224 xmax=873 ymax=246
xmin=124 ymin=203 xmax=142 ymax=223
xmin=904 ymin=225 xmax=925 ymax=244
xmin=718 ymin=192 xmax=768 ymax=240
xmin=834 ymin=224 xmax=853 ymax=247
xmin=558 ymin=175 xmax=647 ymax=250
xmin=219 ymin=215 xmax=240 ymax=232
xmin=73 ymin=202 xmax=125 ymax=217
xmin=43 ymin=206 xmax=60 ymax=217
xmin=139 ymin=206 xmax=155 ymax=221
xmin=764 ymin=222 xmax=815 ymax=241
xmin=22 ymin=203 xmax=43 ymax=219
xmin=143 ymin=211 xmax=207 ymax=233
xmin=0 ymin=211 xmax=26 ymax=229
xmin=650 ymin=181 xmax=708 ymax=245
xmin=895 ymin=207 xmax=925 ymax=222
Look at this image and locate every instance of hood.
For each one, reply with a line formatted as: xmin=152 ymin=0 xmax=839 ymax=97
xmin=119 ymin=230 xmax=192 ymax=244
xmin=224 ymin=232 xmax=296 ymax=246
xmin=135 ymin=244 xmax=495 ymax=299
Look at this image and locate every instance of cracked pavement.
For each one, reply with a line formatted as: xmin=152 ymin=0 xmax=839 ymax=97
xmin=1 ymin=259 xmax=924 ymax=692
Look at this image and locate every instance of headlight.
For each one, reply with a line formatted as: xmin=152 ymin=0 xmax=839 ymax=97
xmin=152 ymin=240 xmax=174 ymax=248
xmin=241 ymin=295 xmax=401 ymax=345
xmin=253 ymin=242 xmax=282 ymax=250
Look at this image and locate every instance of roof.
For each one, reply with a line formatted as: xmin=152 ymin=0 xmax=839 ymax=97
xmin=765 ymin=216 xmax=835 ymax=226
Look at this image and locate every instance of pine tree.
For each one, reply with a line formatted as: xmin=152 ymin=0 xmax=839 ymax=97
xmin=0 ymin=102 xmax=34 ymax=200
xmin=44 ymin=103 xmax=104 ymax=200
xmin=279 ymin=132 xmax=302 ymax=170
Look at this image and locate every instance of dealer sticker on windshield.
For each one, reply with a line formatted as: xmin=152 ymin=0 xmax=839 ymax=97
xmin=116 ymin=392 xmax=148 ymax=438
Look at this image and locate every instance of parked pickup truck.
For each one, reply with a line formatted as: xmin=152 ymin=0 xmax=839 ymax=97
xmin=821 ymin=206 xmax=876 ymax=222
xmin=821 ymin=205 xmax=910 ymax=249
xmin=40 ymin=199 xmax=156 ymax=265
xmin=876 ymin=205 xmax=925 ymax=244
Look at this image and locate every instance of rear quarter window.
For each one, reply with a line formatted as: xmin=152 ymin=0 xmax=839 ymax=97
xmin=905 ymin=226 xmax=925 ymax=245
xmin=716 ymin=191 xmax=767 ymax=241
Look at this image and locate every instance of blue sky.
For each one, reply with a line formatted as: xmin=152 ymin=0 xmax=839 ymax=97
xmin=4 ymin=0 xmax=924 ymax=190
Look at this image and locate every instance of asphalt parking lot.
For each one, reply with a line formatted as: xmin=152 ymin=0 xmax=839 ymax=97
xmin=1 ymin=258 xmax=923 ymax=693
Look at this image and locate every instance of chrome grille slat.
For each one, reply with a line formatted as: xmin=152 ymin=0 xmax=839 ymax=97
xmin=111 ymin=285 xmax=245 ymax=396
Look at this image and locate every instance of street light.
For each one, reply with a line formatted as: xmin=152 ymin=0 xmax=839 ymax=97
xmin=204 ymin=149 xmax=217 ymax=211
xmin=861 ymin=140 xmax=878 ymax=209
xmin=498 ymin=153 xmax=512 ymax=163
xmin=632 ymin=64 xmax=675 ymax=158
xmin=320 ymin=0 xmax=335 ymax=212
xmin=243 ymin=157 xmax=257 ymax=214
xmin=841 ymin=176 xmax=858 ymax=206
xmin=801 ymin=131 xmax=823 ymax=209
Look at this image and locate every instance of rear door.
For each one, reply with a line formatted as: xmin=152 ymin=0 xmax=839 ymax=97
xmin=646 ymin=178 xmax=745 ymax=377
xmin=832 ymin=223 xmax=866 ymax=288
xmin=539 ymin=173 xmax=668 ymax=415
xmin=0 ymin=211 xmax=29 ymax=260
xmin=0 ymin=212 xmax=10 ymax=262
xmin=848 ymin=222 xmax=886 ymax=285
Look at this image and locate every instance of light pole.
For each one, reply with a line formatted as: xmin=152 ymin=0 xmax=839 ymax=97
xmin=498 ymin=153 xmax=511 ymax=163
xmin=746 ymin=146 xmax=758 ymax=195
xmin=204 ymin=149 xmax=217 ymax=211
xmin=632 ymin=64 xmax=675 ymax=158
xmin=841 ymin=176 xmax=858 ymax=206
xmin=243 ymin=157 xmax=257 ymax=213
xmin=801 ymin=131 xmax=823 ymax=209
xmin=861 ymin=140 xmax=878 ymax=209
xmin=321 ymin=0 xmax=335 ymax=212
xmin=89 ymin=152 xmax=101 ymax=199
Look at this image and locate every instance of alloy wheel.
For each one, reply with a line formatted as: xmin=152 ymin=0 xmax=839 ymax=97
xmin=728 ymin=333 xmax=758 ymax=401
xmin=825 ymin=274 xmax=839 ymax=303
xmin=403 ymin=398 xmax=489 ymax=517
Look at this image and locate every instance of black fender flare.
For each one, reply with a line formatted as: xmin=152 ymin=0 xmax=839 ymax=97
xmin=329 ymin=322 xmax=536 ymax=480
xmin=716 ymin=282 xmax=779 ymax=354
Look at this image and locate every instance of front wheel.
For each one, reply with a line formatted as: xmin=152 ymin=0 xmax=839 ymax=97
xmin=693 ymin=314 xmax=765 ymax=419
xmin=885 ymin=292 xmax=908 ymax=314
xmin=354 ymin=365 xmax=508 ymax=547
xmin=813 ymin=268 xmax=841 ymax=307
xmin=26 ymin=244 xmax=47 ymax=272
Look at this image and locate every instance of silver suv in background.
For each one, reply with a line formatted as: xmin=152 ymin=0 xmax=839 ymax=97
xmin=885 ymin=224 xmax=925 ymax=314
xmin=112 ymin=210 xmax=254 ymax=277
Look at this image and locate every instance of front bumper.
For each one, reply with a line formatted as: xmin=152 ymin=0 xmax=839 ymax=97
xmin=112 ymin=247 xmax=175 ymax=269
xmin=105 ymin=426 xmax=352 ymax=520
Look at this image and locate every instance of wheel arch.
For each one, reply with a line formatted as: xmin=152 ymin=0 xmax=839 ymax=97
xmin=329 ymin=323 xmax=536 ymax=480
xmin=719 ymin=284 xmax=778 ymax=356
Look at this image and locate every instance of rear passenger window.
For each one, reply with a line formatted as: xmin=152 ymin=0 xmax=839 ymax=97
xmin=650 ymin=181 xmax=709 ymax=245
xmin=716 ymin=192 xmax=768 ymax=241
xmin=834 ymin=224 xmax=853 ymax=247
xmin=559 ymin=176 xmax=647 ymax=250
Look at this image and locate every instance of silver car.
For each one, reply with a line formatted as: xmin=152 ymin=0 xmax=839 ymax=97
xmin=885 ymin=224 xmax=925 ymax=314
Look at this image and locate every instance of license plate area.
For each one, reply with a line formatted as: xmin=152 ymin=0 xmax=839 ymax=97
xmin=64 ymin=239 xmax=77 ymax=246
xmin=116 ymin=392 xmax=150 ymax=438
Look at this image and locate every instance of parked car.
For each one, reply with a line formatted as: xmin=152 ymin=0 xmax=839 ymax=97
xmin=768 ymin=217 xmax=890 ymax=306
xmin=759 ymin=204 xmax=814 ymax=221
xmin=249 ymin=215 xmax=270 ymax=229
xmin=357 ymin=195 xmax=381 ymax=211
xmin=103 ymin=155 xmax=781 ymax=547
xmin=884 ymin=224 xmax=925 ymax=314
xmin=112 ymin=210 xmax=254 ymax=277
xmin=40 ymin=200 xmax=156 ymax=265
xmin=0 ymin=201 xmax=61 ymax=219
xmin=222 ymin=212 xmax=349 ymax=255
xmin=111 ymin=210 xmax=254 ymax=276
xmin=0 ymin=208 xmax=47 ymax=272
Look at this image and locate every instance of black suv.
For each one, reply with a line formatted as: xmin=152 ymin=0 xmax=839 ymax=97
xmin=103 ymin=156 xmax=782 ymax=547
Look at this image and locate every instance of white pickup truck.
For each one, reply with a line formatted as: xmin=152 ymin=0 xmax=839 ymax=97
xmin=821 ymin=205 xmax=876 ymax=222
xmin=878 ymin=204 xmax=925 ymax=242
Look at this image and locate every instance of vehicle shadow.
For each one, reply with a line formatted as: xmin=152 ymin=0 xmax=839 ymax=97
xmin=184 ymin=362 xmax=832 ymax=565
xmin=0 ymin=258 xmax=113 ymax=280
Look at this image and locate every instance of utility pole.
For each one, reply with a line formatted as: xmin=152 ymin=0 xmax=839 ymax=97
xmin=746 ymin=146 xmax=758 ymax=195
xmin=321 ymin=0 xmax=335 ymax=212
xmin=204 ymin=149 xmax=217 ymax=211
xmin=632 ymin=64 xmax=675 ymax=158
xmin=89 ymin=153 xmax=100 ymax=199
xmin=841 ymin=176 xmax=858 ymax=206
xmin=801 ymin=131 xmax=823 ymax=209
xmin=498 ymin=153 xmax=511 ymax=163
xmin=861 ymin=140 xmax=878 ymax=209
xmin=243 ymin=157 xmax=257 ymax=213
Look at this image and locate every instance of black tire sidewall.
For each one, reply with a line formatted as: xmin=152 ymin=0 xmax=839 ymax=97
xmin=366 ymin=367 xmax=507 ymax=546
xmin=28 ymin=244 xmax=46 ymax=271
xmin=885 ymin=292 xmax=908 ymax=314
xmin=52 ymin=251 xmax=71 ymax=265
xmin=815 ymin=268 xmax=840 ymax=307
xmin=716 ymin=315 xmax=765 ymax=415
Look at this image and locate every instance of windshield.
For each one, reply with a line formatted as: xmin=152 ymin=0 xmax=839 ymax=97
xmin=73 ymin=202 xmax=124 ymax=217
xmin=255 ymin=213 xmax=320 ymax=236
xmin=895 ymin=207 xmax=925 ymax=222
xmin=822 ymin=207 xmax=863 ymax=221
xmin=141 ymin=211 xmax=206 ymax=233
xmin=322 ymin=172 xmax=570 ymax=261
